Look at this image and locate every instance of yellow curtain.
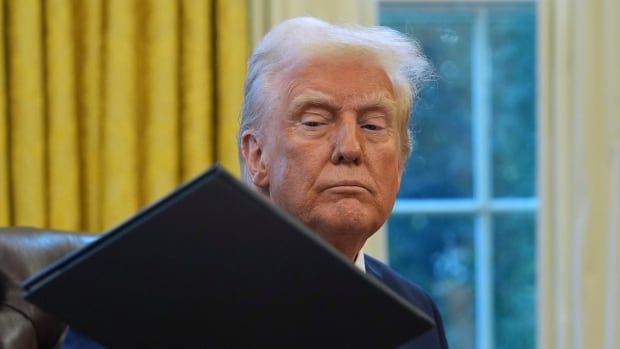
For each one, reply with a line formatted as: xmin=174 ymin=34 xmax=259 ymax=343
xmin=538 ymin=0 xmax=620 ymax=348
xmin=0 ymin=0 xmax=248 ymax=232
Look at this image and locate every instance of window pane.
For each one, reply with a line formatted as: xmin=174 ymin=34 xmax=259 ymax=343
xmin=381 ymin=7 xmax=474 ymax=199
xmin=382 ymin=3 xmax=537 ymax=349
xmin=490 ymin=6 xmax=537 ymax=197
xmin=493 ymin=212 xmax=536 ymax=349
xmin=388 ymin=215 xmax=475 ymax=349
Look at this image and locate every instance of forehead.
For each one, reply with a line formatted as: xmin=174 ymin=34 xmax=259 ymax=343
xmin=276 ymin=55 xmax=397 ymax=107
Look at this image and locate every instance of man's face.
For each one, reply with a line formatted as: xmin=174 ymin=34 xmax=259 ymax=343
xmin=244 ymin=55 xmax=404 ymax=256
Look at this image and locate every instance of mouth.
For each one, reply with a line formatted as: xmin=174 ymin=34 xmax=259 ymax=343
xmin=321 ymin=181 xmax=372 ymax=194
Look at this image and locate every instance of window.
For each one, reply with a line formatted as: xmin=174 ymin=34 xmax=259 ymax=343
xmin=380 ymin=2 xmax=537 ymax=349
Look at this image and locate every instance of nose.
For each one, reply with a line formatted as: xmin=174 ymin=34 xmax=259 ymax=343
xmin=331 ymin=118 xmax=362 ymax=165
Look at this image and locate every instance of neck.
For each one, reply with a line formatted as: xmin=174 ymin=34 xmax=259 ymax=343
xmin=318 ymin=233 xmax=366 ymax=262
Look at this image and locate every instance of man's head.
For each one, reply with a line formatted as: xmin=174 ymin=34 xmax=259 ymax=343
xmin=238 ymin=17 xmax=431 ymax=260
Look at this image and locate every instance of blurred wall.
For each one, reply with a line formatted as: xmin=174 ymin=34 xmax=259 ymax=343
xmin=538 ymin=0 xmax=620 ymax=348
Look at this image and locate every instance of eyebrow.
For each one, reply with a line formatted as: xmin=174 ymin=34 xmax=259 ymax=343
xmin=288 ymin=89 xmax=397 ymax=117
xmin=288 ymin=90 xmax=339 ymax=116
xmin=351 ymin=91 xmax=397 ymax=116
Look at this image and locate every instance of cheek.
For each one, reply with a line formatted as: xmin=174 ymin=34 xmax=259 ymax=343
xmin=283 ymin=138 xmax=326 ymax=172
xmin=269 ymin=138 xmax=316 ymax=191
xmin=380 ymin=171 xmax=400 ymax=201
xmin=374 ymin=147 xmax=403 ymax=198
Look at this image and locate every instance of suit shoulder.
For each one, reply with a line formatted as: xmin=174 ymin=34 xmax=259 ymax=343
xmin=364 ymin=254 xmax=436 ymax=312
xmin=364 ymin=255 xmax=450 ymax=348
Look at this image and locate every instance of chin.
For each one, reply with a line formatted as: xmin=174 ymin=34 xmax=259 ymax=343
xmin=307 ymin=205 xmax=381 ymax=238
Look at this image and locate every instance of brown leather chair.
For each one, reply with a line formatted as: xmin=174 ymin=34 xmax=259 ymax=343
xmin=0 ymin=228 xmax=97 ymax=349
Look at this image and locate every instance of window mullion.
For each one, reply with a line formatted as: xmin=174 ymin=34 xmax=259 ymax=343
xmin=472 ymin=7 xmax=494 ymax=349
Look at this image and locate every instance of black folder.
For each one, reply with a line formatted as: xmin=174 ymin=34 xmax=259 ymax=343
xmin=22 ymin=164 xmax=434 ymax=348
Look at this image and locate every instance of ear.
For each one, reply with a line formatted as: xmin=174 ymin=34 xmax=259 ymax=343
xmin=241 ymin=130 xmax=270 ymax=189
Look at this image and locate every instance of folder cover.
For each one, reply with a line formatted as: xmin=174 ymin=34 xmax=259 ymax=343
xmin=22 ymin=165 xmax=434 ymax=348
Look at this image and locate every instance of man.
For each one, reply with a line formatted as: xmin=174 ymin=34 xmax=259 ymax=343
xmin=239 ymin=17 xmax=448 ymax=349
xmin=61 ymin=17 xmax=447 ymax=349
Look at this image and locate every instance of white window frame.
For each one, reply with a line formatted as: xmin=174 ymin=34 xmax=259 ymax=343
xmin=380 ymin=2 xmax=538 ymax=349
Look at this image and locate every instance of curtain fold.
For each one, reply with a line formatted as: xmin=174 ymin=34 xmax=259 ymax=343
xmin=215 ymin=0 xmax=247 ymax=174
xmin=7 ymin=0 xmax=47 ymax=227
xmin=538 ymin=0 xmax=620 ymax=348
xmin=100 ymin=0 xmax=140 ymax=230
xmin=0 ymin=0 xmax=9 ymax=226
xmin=75 ymin=0 xmax=103 ymax=231
xmin=142 ymin=0 xmax=180 ymax=205
xmin=180 ymin=0 xmax=213 ymax=182
xmin=1 ymin=0 xmax=248 ymax=232
xmin=46 ymin=0 xmax=81 ymax=230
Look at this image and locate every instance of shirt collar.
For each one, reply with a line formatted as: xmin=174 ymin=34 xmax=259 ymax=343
xmin=354 ymin=251 xmax=366 ymax=272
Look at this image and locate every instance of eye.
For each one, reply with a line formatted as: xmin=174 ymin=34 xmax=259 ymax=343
xmin=361 ymin=118 xmax=387 ymax=132
xmin=300 ymin=112 xmax=328 ymax=129
xmin=361 ymin=123 xmax=384 ymax=131
xmin=360 ymin=113 xmax=389 ymax=133
xmin=302 ymin=120 xmax=324 ymax=128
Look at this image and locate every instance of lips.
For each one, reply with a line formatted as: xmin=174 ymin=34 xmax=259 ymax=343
xmin=320 ymin=181 xmax=373 ymax=194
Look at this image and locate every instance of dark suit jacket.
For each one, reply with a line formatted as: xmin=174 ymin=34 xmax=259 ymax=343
xmin=365 ymin=255 xmax=449 ymax=349
xmin=64 ymin=256 xmax=449 ymax=349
